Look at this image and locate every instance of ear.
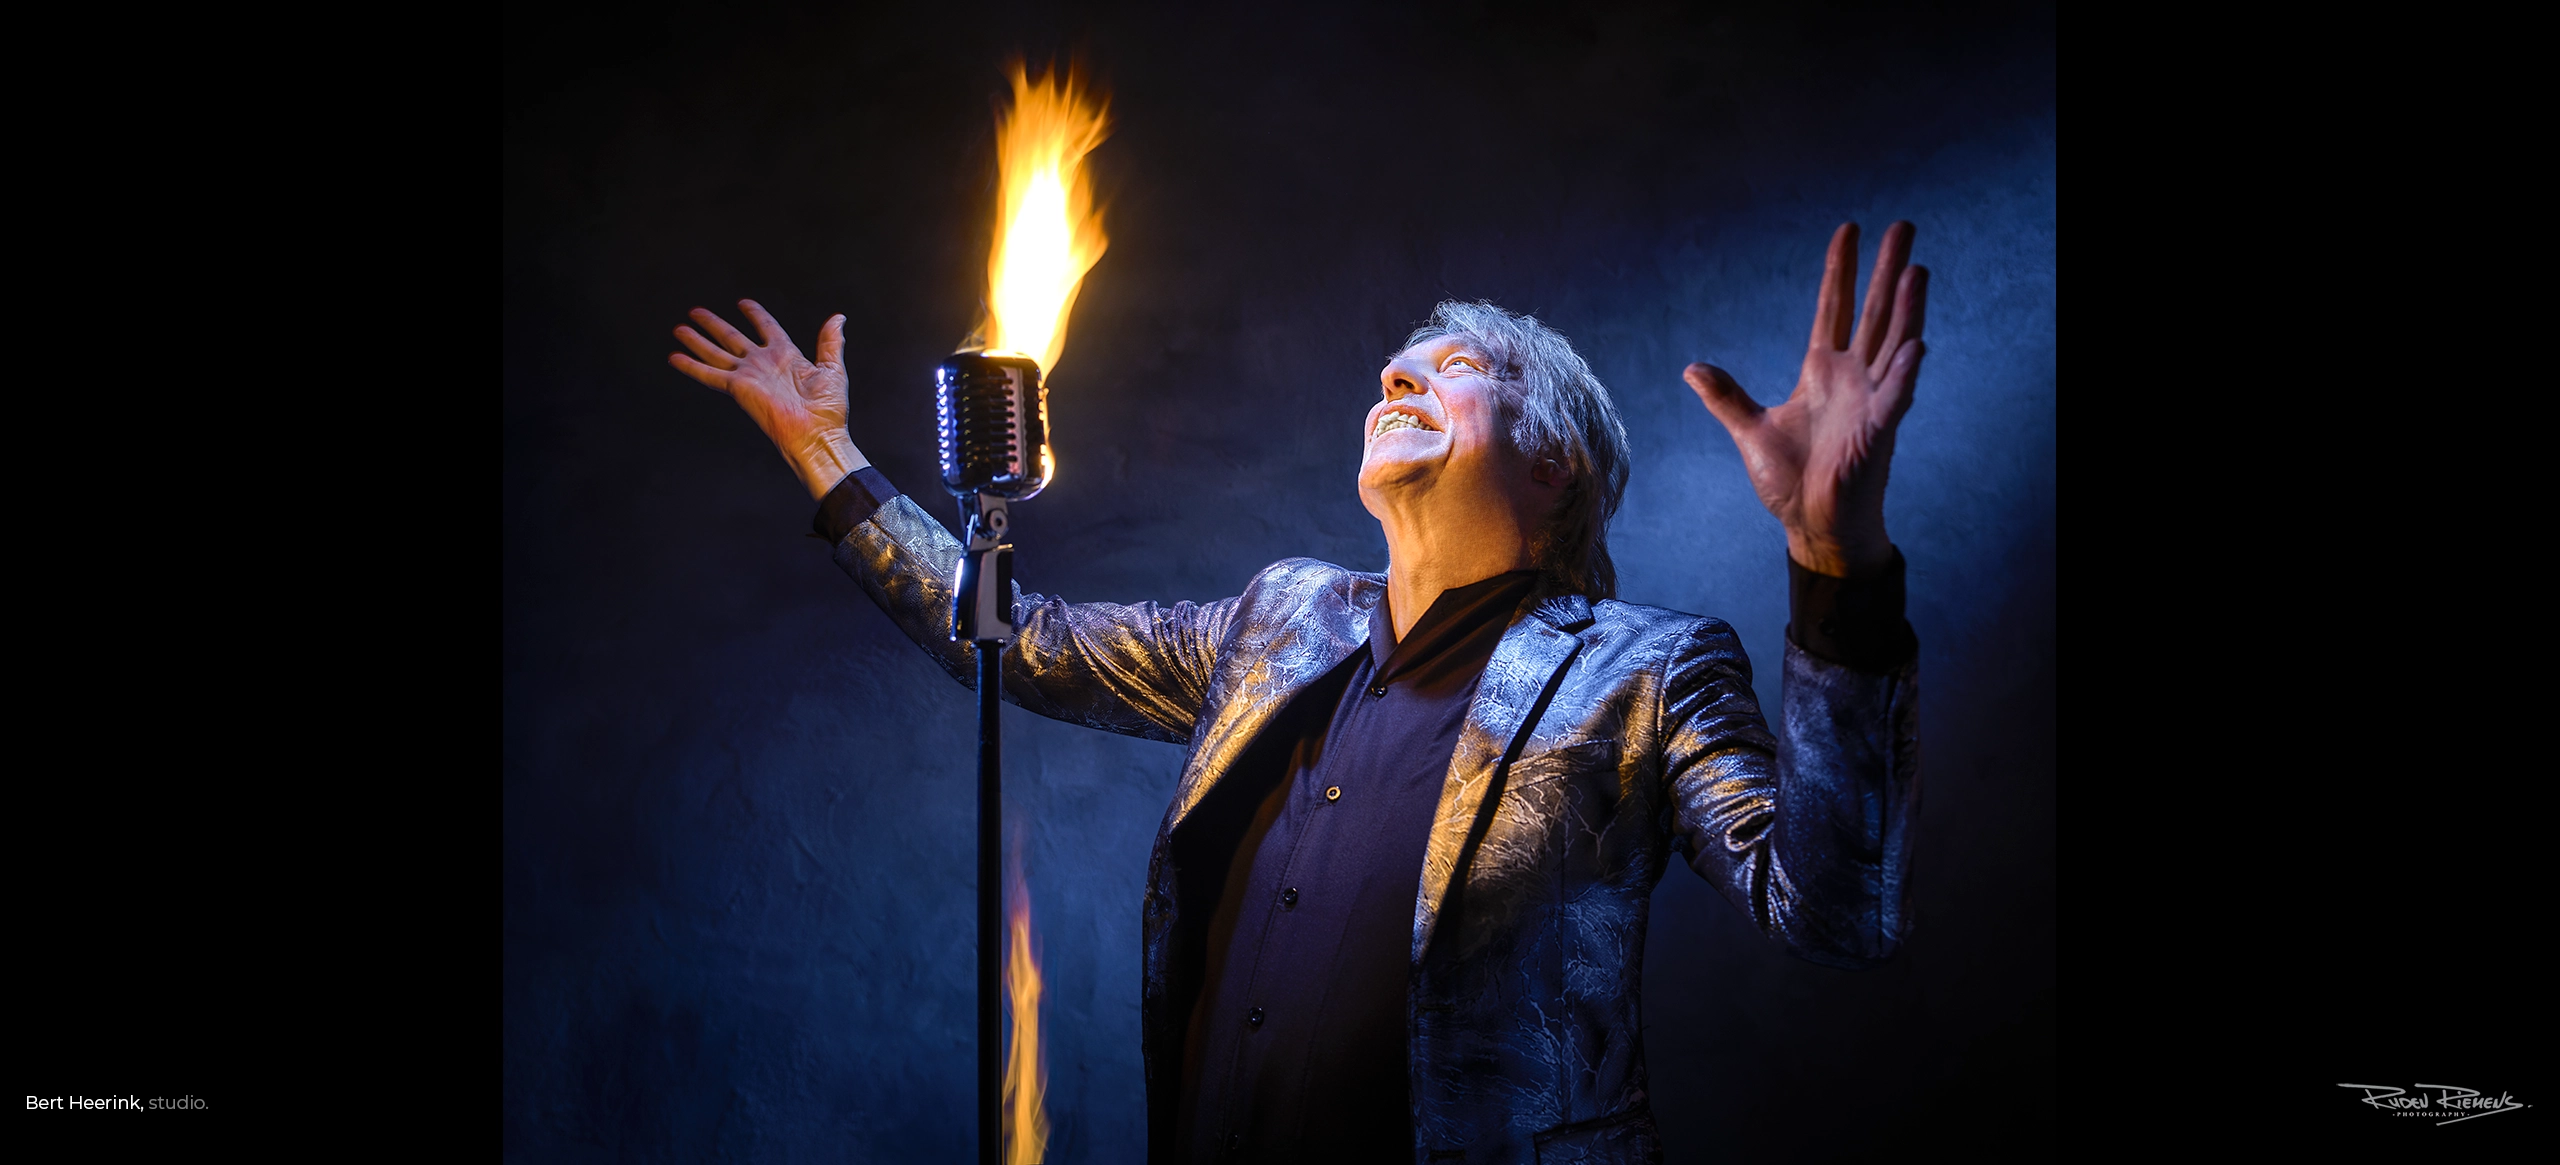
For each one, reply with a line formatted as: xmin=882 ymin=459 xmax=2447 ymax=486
xmin=1529 ymin=458 xmax=1573 ymax=489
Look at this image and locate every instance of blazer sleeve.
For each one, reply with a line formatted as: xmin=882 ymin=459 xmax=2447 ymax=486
xmin=831 ymin=493 xmax=1236 ymax=744
xmin=1659 ymin=619 xmax=1920 ymax=968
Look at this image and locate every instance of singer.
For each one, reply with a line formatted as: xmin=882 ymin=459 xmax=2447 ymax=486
xmin=668 ymin=221 xmax=1926 ymax=1165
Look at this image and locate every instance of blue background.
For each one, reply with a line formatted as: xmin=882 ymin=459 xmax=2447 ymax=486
xmin=503 ymin=1 xmax=2055 ymax=1158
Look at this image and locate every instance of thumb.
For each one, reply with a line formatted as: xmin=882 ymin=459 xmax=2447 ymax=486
xmin=815 ymin=314 xmax=846 ymax=367
xmin=1684 ymin=362 xmax=1763 ymax=434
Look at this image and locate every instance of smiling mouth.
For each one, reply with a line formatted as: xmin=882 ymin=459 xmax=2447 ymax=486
xmin=1372 ymin=410 xmax=1440 ymax=439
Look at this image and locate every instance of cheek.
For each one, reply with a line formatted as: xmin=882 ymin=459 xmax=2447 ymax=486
xmin=1457 ymin=394 xmax=1516 ymax=459
xmin=1459 ymin=384 xmax=1508 ymax=425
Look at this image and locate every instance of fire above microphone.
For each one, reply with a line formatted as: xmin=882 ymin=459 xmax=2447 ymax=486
xmin=936 ymin=349 xmax=1053 ymax=501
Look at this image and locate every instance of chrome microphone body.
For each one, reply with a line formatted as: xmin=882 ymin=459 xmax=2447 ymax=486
xmin=935 ymin=350 xmax=1047 ymax=645
xmin=935 ymin=350 xmax=1052 ymax=501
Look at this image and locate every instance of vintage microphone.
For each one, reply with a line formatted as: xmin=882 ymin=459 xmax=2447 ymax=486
xmin=935 ymin=347 xmax=1049 ymax=1165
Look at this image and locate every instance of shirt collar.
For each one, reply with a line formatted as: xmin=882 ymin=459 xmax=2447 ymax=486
xmin=1367 ymin=569 xmax=1541 ymax=683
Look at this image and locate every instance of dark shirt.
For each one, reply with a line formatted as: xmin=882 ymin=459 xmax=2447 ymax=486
xmin=811 ymin=469 xmax=1916 ymax=1161
xmin=1174 ymin=569 xmax=1540 ymax=1163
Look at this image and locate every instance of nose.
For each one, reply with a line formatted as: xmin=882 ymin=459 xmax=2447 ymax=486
xmin=1380 ymin=357 xmax=1428 ymax=401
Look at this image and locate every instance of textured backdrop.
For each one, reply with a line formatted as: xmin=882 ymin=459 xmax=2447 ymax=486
xmin=503 ymin=1 xmax=2055 ymax=1159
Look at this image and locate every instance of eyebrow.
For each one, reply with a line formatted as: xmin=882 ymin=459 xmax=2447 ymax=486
xmin=1382 ymin=339 xmax=1483 ymax=366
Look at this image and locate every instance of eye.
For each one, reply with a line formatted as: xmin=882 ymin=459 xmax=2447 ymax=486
xmin=1442 ymin=354 xmax=1482 ymax=374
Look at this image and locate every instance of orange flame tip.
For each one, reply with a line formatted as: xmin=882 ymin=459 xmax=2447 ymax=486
xmin=1002 ymin=835 xmax=1049 ymax=1165
xmin=983 ymin=61 xmax=1110 ymax=378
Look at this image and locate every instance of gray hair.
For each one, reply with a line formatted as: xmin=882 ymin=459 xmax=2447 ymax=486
xmin=1403 ymin=301 xmax=1632 ymax=601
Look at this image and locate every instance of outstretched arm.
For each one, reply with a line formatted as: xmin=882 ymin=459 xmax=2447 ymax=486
xmin=668 ymin=303 xmax=1231 ymax=743
xmin=1665 ymin=223 xmax=1928 ymax=965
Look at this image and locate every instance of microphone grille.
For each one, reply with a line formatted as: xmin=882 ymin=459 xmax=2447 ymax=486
xmin=935 ymin=351 xmax=1050 ymax=500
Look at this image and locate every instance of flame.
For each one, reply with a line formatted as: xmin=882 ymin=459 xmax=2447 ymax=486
xmin=1002 ymin=836 xmax=1049 ymax=1165
xmin=982 ymin=61 xmax=1109 ymax=376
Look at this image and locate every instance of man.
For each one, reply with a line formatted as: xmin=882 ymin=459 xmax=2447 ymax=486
xmin=669 ymin=222 xmax=1927 ymax=1164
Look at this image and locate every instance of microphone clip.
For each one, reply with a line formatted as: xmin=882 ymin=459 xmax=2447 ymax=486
xmin=952 ymin=492 xmax=1015 ymax=644
xmin=964 ymin=492 xmax=1011 ymax=550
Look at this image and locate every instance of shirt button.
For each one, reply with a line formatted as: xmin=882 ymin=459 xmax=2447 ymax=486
xmin=1281 ymin=887 xmax=1299 ymax=908
xmin=1369 ymin=684 xmax=1387 ymax=697
xmin=1227 ymin=1132 xmax=1243 ymax=1152
xmin=1324 ymin=786 xmax=1341 ymax=802
xmin=1247 ymin=1007 xmax=1265 ymax=1030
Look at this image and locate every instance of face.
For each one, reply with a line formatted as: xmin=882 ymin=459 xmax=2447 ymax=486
xmin=1358 ymin=337 xmax=1531 ymax=517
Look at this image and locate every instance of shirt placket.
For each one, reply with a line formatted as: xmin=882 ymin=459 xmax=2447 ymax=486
xmin=1218 ymin=658 xmax=1370 ymax=1156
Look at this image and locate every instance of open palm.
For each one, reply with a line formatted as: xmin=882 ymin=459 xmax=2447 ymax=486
xmin=669 ymin=299 xmax=862 ymax=499
xmin=1686 ymin=222 xmax=1927 ymax=577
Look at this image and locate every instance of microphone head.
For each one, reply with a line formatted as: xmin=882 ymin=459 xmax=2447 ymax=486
xmin=934 ymin=350 xmax=1052 ymax=500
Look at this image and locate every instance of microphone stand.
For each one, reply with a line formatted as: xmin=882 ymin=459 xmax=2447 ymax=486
xmin=954 ymin=490 xmax=1014 ymax=1165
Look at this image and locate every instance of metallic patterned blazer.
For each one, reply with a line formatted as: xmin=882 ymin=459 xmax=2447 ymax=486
xmin=835 ymin=494 xmax=1919 ymax=1165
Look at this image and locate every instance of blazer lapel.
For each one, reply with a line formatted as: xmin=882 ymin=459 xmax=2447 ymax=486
xmin=1410 ymin=594 xmax=1589 ymax=965
xmin=1165 ymin=570 xmax=1376 ymax=836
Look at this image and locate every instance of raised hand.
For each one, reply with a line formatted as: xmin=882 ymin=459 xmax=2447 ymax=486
xmin=1686 ymin=222 xmax=1927 ymax=577
xmin=669 ymin=300 xmax=868 ymax=499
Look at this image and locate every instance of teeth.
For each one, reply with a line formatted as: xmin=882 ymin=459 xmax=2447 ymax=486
xmin=1373 ymin=412 xmax=1433 ymax=438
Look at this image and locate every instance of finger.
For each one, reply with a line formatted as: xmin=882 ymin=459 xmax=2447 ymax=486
xmin=814 ymin=313 xmax=846 ymax=367
xmin=1851 ymin=221 xmax=1914 ymax=365
xmin=1873 ymin=339 xmax=1925 ymax=426
xmin=1811 ymin=222 xmax=1858 ymax=352
xmin=1871 ymin=266 xmax=1929 ymax=379
xmin=1684 ymin=362 xmax=1764 ymax=434
xmin=737 ymin=299 xmax=792 ymax=352
xmin=674 ymin=326 xmax=739 ymax=369
xmin=689 ymin=308 xmax=755 ymax=357
xmin=668 ymin=352 xmax=736 ymax=394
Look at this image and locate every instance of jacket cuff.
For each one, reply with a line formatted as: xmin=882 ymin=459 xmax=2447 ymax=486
xmin=810 ymin=466 xmax=902 ymax=544
xmin=1785 ymin=547 xmax=1917 ymax=673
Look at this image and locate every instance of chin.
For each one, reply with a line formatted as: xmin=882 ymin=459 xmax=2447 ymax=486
xmin=1358 ymin=449 xmax=1436 ymax=492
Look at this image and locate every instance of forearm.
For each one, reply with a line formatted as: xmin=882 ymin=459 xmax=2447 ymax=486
xmin=1764 ymin=640 xmax=1919 ymax=966
xmin=1666 ymin=552 xmax=1918 ymax=967
xmin=830 ymin=486 xmax=983 ymax=687
xmin=1767 ymin=547 xmax=1918 ymax=962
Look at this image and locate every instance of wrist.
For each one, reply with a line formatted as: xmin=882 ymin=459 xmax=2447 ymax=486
xmin=1786 ymin=526 xmax=1893 ymax=578
xmin=792 ymin=431 xmax=870 ymax=500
